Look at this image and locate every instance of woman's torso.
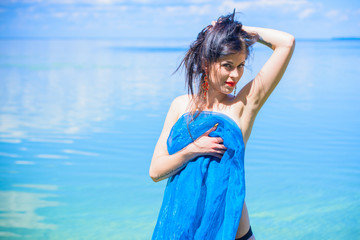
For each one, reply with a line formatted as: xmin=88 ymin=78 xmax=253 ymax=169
xmin=173 ymin=94 xmax=254 ymax=238
xmin=174 ymin=94 xmax=257 ymax=147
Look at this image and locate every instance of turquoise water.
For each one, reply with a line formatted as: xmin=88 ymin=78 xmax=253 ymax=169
xmin=0 ymin=38 xmax=359 ymax=239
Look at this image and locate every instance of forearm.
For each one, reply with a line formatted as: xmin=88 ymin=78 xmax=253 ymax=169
xmin=243 ymin=26 xmax=295 ymax=50
xmin=149 ymin=144 xmax=198 ymax=182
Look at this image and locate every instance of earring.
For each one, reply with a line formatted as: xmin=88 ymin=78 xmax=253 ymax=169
xmin=234 ymin=84 xmax=237 ymax=97
xmin=202 ymin=75 xmax=209 ymax=99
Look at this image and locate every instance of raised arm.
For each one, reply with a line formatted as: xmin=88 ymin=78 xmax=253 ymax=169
xmin=149 ymin=96 xmax=227 ymax=182
xmin=243 ymin=26 xmax=295 ymax=111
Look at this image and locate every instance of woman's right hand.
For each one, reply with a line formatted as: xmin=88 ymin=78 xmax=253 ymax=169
xmin=186 ymin=123 xmax=227 ymax=160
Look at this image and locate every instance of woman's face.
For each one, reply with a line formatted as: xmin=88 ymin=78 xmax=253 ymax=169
xmin=208 ymin=52 xmax=246 ymax=95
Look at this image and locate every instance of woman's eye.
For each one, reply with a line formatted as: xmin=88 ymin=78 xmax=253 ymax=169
xmin=223 ymin=64 xmax=232 ymax=69
xmin=238 ymin=63 xmax=245 ymax=68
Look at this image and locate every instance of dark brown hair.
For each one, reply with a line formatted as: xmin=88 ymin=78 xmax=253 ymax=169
xmin=176 ymin=11 xmax=259 ymax=119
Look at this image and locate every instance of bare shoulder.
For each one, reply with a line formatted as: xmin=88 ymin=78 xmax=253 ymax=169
xmin=162 ymin=94 xmax=192 ymax=129
xmin=151 ymin=94 xmax=192 ymax=158
xmin=172 ymin=94 xmax=193 ymax=117
xmin=172 ymin=94 xmax=189 ymax=105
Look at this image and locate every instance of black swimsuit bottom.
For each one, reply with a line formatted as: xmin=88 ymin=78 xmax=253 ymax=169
xmin=235 ymin=227 xmax=253 ymax=240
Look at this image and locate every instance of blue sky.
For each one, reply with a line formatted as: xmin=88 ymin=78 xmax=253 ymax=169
xmin=0 ymin=0 xmax=359 ymax=40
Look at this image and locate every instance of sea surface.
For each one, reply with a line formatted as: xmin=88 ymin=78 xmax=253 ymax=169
xmin=0 ymin=38 xmax=359 ymax=239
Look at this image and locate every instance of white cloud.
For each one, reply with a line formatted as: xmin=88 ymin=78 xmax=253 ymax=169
xmin=219 ymin=0 xmax=309 ymax=12
xmin=51 ymin=12 xmax=67 ymax=18
xmin=259 ymin=0 xmax=308 ymax=7
xmin=298 ymin=8 xmax=315 ymax=19
xmin=48 ymin=4 xmax=128 ymax=19
xmin=326 ymin=10 xmax=339 ymax=18
xmin=186 ymin=0 xmax=212 ymax=3
xmin=12 ymin=0 xmax=159 ymax=3
xmin=188 ymin=4 xmax=212 ymax=15
xmin=326 ymin=10 xmax=349 ymax=21
xmin=164 ymin=6 xmax=185 ymax=13
xmin=219 ymin=1 xmax=254 ymax=12
xmin=163 ymin=4 xmax=211 ymax=16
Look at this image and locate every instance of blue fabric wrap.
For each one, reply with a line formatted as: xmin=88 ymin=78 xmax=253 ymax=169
xmin=152 ymin=111 xmax=246 ymax=240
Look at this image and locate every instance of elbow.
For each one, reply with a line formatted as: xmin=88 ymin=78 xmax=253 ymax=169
xmin=278 ymin=34 xmax=295 ymax=54
xmin=287 ymin=34 xmax=296 ymax=49
xmin=149 ymin=167 xmax=161 ymax=183
xmin=274 ymin=34 xmax=295 ymax=51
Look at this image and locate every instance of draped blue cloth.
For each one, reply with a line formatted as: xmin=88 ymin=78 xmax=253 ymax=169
xmin=152 ymin=111 xmax=246 ymax=240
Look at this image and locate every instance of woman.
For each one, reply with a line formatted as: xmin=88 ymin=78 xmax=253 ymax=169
xmin=149 ymin=11 xmax=295 ymax=240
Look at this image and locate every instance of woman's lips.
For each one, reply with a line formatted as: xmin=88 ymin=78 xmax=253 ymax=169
xmin=226 ymin=81 xmax=235 ymax=87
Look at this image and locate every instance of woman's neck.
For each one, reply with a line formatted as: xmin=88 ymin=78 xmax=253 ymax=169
xmin=204 ymin=89 xmax=230 ymax=110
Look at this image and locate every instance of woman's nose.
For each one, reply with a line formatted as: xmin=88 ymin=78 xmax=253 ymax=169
xmin=229 ymin=69 xmax=240 ymax=78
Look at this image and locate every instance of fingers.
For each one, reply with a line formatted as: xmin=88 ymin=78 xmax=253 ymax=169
xmin=211 ymin=142 xmax=227 ymax=159
xmin=209 ymin=150 xmax=226 ymax=160
xmin=214 ymin=143 xmax=227 ymax=150
xmin=204 ymin=123 xmax=219 ymax=136
xmin=194 ymin=123 xmax=227 ymax=160
xmin=214 ymin=137 xmax=223 ymax=144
